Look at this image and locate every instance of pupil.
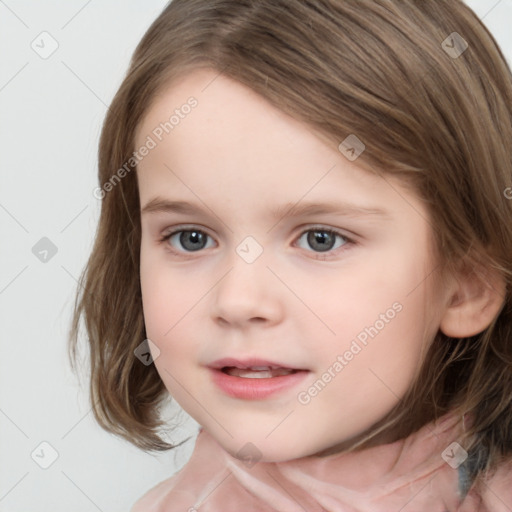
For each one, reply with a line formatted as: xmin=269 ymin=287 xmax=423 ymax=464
xmin=181 ymin=231 xmax=205 ymax=251
xmin=308 ymin=230 xmax=334 ymax=252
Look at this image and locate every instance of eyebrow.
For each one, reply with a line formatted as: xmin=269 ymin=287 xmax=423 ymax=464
xmin=141 ymin=197 xmax=391 ymax=220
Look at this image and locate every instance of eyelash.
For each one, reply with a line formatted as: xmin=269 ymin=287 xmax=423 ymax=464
xmin=157 ymin=225 xmax=355 ymax=260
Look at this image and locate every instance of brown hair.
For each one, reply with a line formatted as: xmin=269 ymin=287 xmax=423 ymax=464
xmin=68 ymin=0 xmax=512 ymax=489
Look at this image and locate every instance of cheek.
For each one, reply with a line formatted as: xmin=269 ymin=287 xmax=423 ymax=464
xmin=140 ymin=248 xmax=179 ymax=339
xmin=139 ymin=266 xmax=198 ymax=399
xmin=141 ymin=272 xmax=185 ymax=339
xmin=139 ymin=256 xmax=207 ymax=366
xmin=309 ymin=249 xmax=432 ymax=365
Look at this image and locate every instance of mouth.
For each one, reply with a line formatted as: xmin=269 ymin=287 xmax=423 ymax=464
xmin=207 ymin=358 xmax=310 ymax=399
xmin=220 ymin=366 xmax=300 ymax=378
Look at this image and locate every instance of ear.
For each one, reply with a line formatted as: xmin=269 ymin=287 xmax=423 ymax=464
xmin=439 ymin=259 xmax=506 ymax=338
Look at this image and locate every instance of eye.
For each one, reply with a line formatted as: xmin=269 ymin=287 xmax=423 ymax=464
xmin=295 ymin=227 xmax=352 ymax=257
xmin=158 ymin=226 xmax=354 ymax=258
xmin=160 ymin=227 xmax=215 ymax=253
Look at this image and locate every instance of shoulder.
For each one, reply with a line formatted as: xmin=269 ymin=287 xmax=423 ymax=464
xmin=461 ymin=458 xmax=512 ymax=511
xmin=130 ymin=475 xmax=179 ymax=512
xmin=130 ymin=473 xmax=205 ymax=512
xmin=130 ymin=428 xmax=226 ymax=511
xmin=130 ymin=430 xmax=205 ymax=512
xmin=479 ymin=459 xmax=512 ymax=511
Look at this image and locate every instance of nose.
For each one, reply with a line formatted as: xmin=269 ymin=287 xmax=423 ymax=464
xmin=209 ymin=251 xmax=285 ymax=328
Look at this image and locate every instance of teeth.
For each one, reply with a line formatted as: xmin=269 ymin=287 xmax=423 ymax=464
xmin=224 ymin=367 xmax=296 ymax=378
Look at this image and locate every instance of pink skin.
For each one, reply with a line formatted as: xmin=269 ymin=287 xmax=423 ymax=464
xmin=135 ymin=68 xmax=451 ymax=462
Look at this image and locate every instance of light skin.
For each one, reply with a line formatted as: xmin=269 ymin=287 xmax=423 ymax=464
xmin=135 ymin=68 xmax=505 ymax=463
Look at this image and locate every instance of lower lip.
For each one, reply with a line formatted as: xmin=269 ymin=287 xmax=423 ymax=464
xmin=209 ymin=368 xmax=309 ymax=400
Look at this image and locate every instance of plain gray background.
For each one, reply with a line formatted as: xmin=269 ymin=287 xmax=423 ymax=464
xmin=1 ymin=1 xmax=511 ymax=511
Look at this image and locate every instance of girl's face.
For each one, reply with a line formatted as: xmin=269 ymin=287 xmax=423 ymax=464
xmin=135 ymin=68 xmax=450 ymax=462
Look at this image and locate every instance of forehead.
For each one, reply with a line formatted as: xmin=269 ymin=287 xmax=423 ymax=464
xmin=135 ymin=69 xmax=429 ymax=230
xmin=135 ymin=67 xmax=336 ymax=160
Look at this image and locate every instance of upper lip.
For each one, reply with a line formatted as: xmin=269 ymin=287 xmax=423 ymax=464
xmin=207 ymin=357 xmax=306 ymax=370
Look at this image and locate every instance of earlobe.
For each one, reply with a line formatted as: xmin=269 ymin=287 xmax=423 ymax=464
xmin=439 ymin=262 xmax=506 ymax=338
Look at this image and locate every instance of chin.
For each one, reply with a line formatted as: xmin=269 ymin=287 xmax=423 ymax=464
xmin=216 ymin=433 xmax=316 ymax=464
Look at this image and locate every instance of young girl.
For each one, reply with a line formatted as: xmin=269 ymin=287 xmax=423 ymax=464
xmin=69 ymin=0 xmax=512 ymax=510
